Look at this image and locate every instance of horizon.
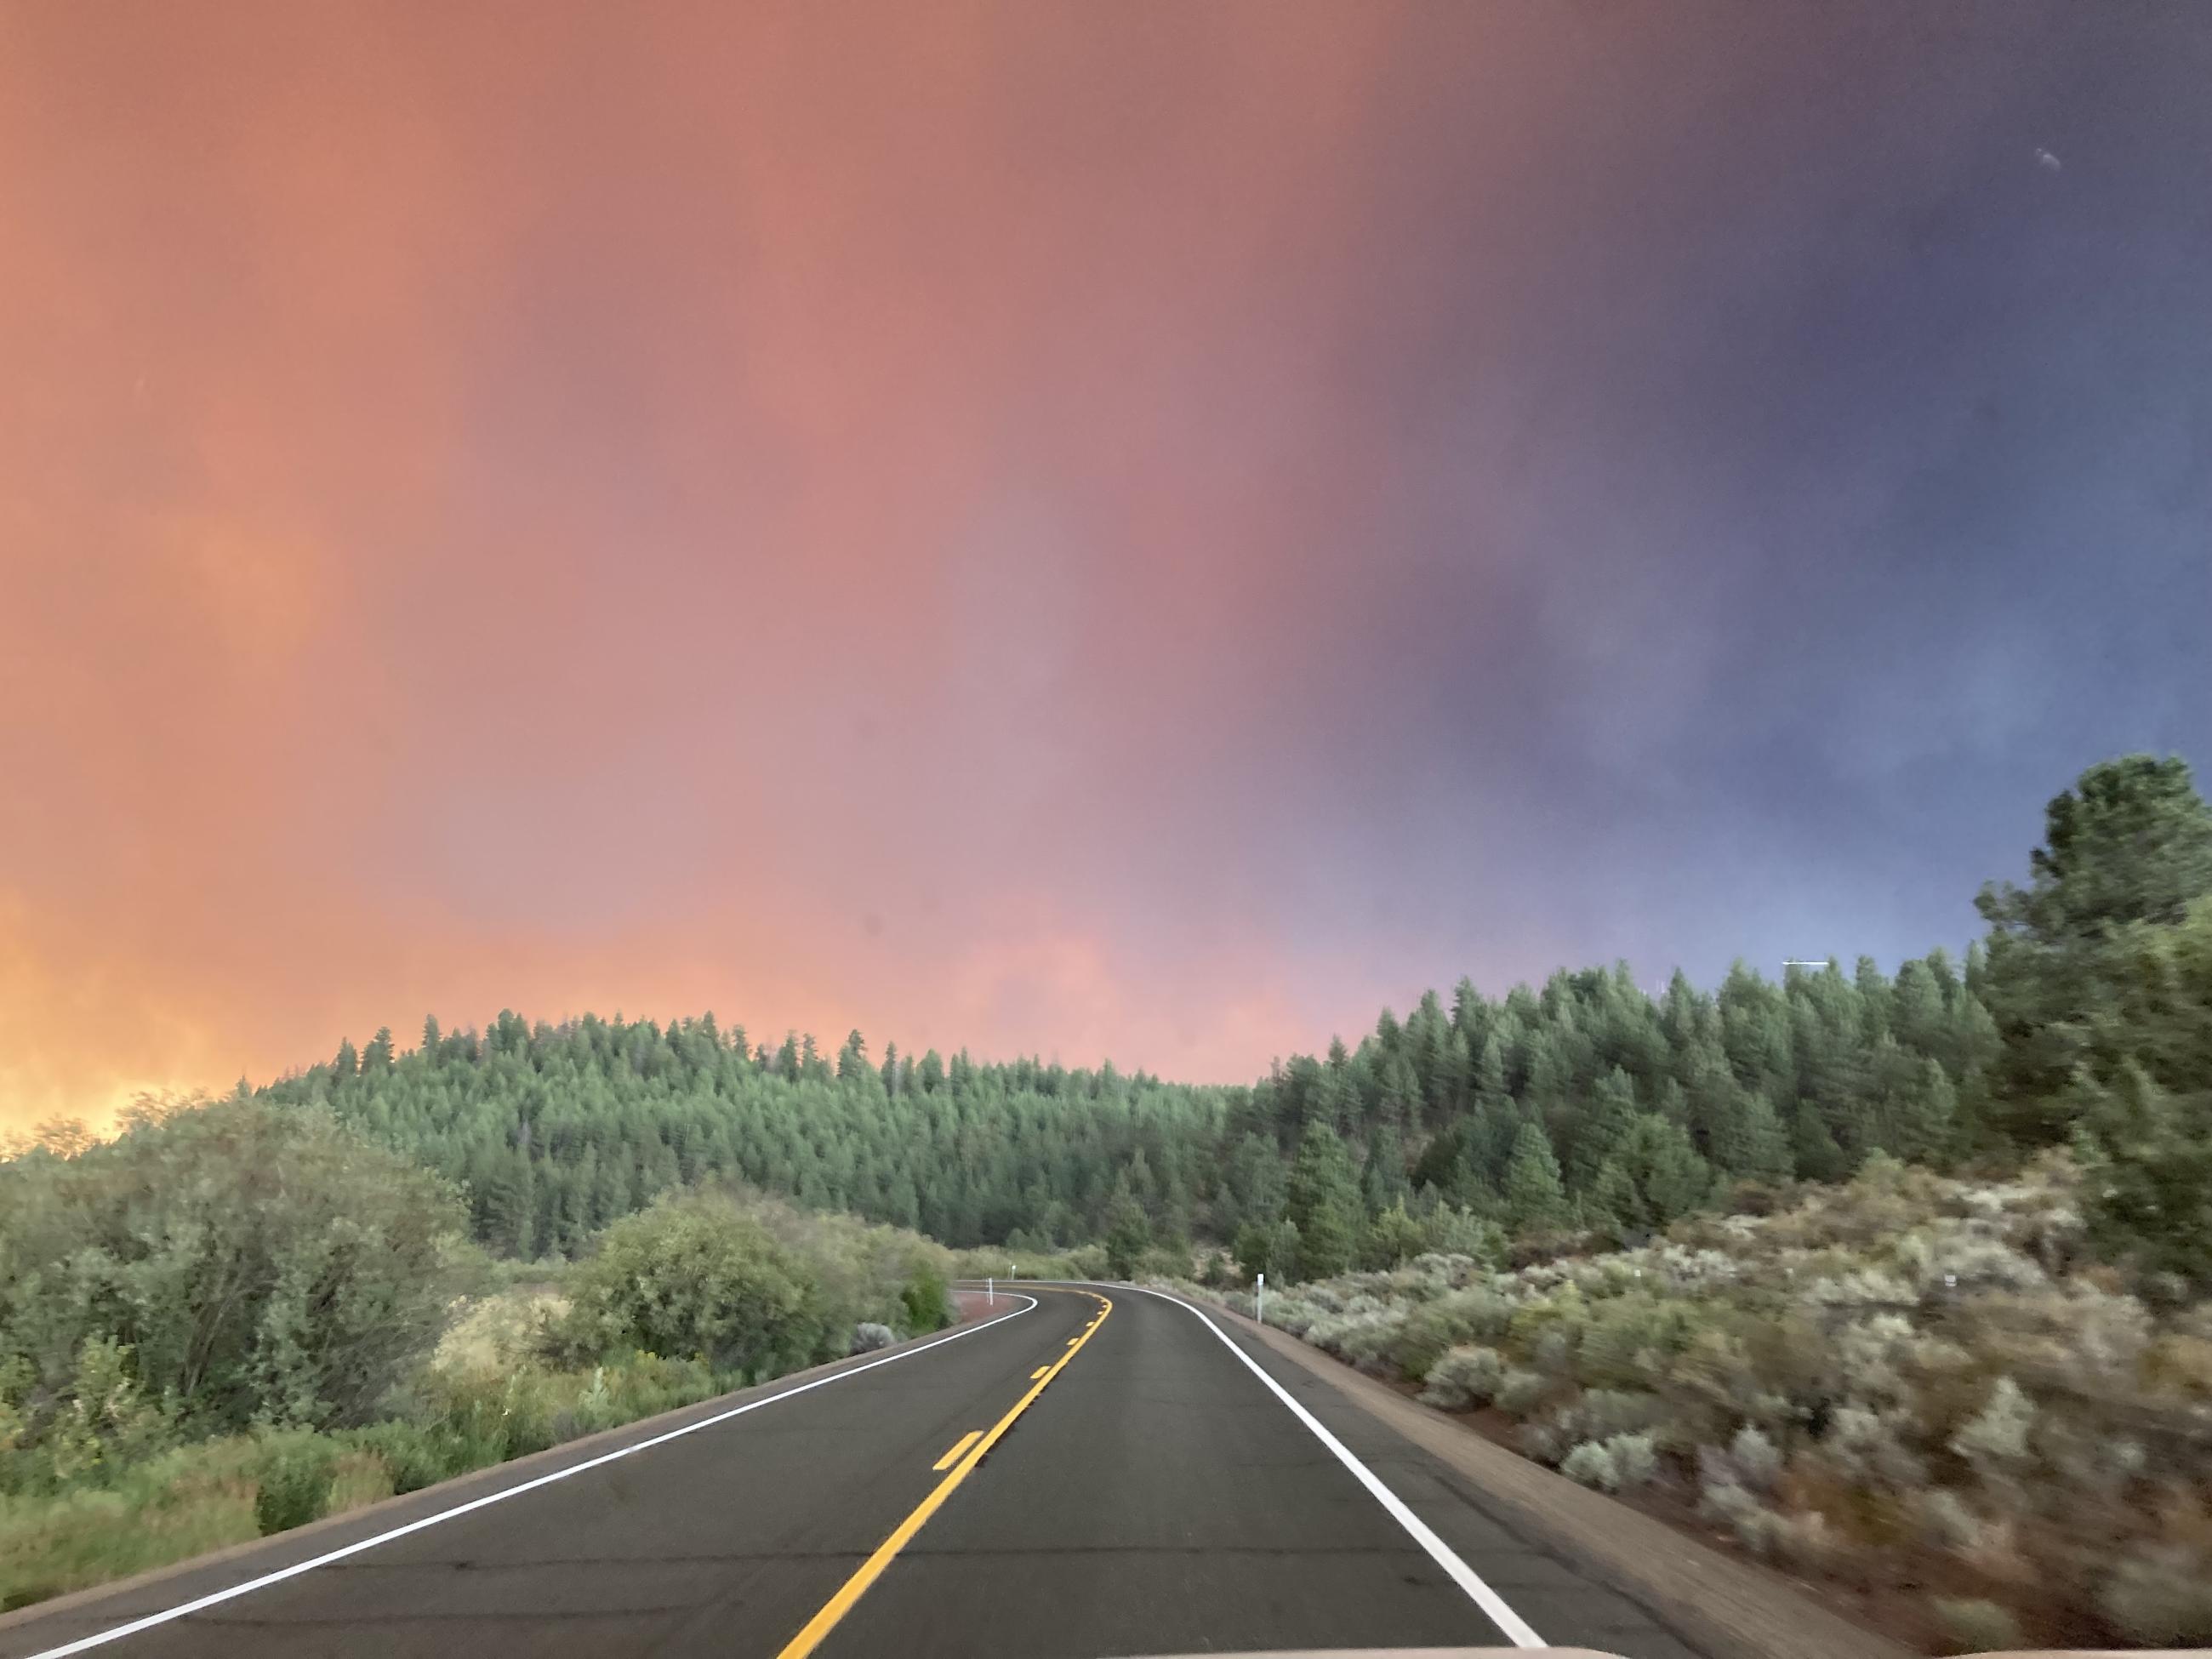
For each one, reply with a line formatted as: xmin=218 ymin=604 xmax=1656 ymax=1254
xmin=6 ymin=2 xmax=2207 ymax=1129
xmin=58 ymin=940 xmax=1989 ymax=1136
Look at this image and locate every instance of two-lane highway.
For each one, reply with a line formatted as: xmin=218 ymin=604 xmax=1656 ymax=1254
xmin=0 ymin=1286 xmax=1704 ymax=1659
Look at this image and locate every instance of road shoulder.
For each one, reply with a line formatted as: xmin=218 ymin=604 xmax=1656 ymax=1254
xmin=1180 ymin=1292 xmax=1917 ymax=1659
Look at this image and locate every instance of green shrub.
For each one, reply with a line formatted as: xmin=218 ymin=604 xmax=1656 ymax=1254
xmin=1496 ymin=1367 xmax=1548 ymax=1416
xmin=1508 ymin=1289 xmax=1589 ymax=1372
xmin=1609 ymin=1431 xmax=1658 ymax=1487
xmin=1387 ymin=1303 xmax=1474 ymax=1380
xmin=1560 ymin=1440 xmax=1616 ymax=1489
xmin=1435 ymin=1286 xmax=1516 ymax=1343
xmin=251 ymin=1432 xmax=340 ymax=1534
xmin=1324 ymin=1309 xmax=1408 ymax=1375
xmin=1559 ymin=1431 xmax=1658 ymax=1491
xmin=1930 ymin=1596 xmax=2021 ymax=1654
xmin=1420 ymin=1346 xmax=1506 ymax=1410
xmin=1563 ymin=1388 xmax=1668 ymax=1443
xmin=545 ymin=1195 xmax=827 ymax=1374
xmin=1576 ymin=1295 xmax=1698 ymax=1390
xmin=1729 ymin=1424 xmax=1782 ymax=1492
xmin=324 ymin=1450 xmax=394 ymax=1514
xmin=344 ymin=1420 xmax=463 ymax=1495
xmin=0 ymin=1098 xmax=465 ymax=1440
xmin=0 ymin=1444 xmax=259 ymax=1611
xmin=899 ymin=1266 xmax=951 ymax=1335
xmin=1948 ymin=1377 xmax=2034 ymax=1474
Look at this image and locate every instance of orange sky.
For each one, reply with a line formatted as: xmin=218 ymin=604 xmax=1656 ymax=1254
xmin=0 ymin=3 xmax=1445 ymax=1126
xmin=9 ymin=3 xmax=2203 ymax=1130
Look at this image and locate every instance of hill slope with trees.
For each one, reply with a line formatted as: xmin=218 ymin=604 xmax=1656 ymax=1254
xmin=259 ymin=923 xmax=2006 ymax=1272
xmin=233 ymin=751 xmax=2208 ymax=1298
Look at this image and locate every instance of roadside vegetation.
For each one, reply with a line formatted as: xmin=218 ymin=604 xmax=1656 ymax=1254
xmin=1223 ymin=1154 xmax=2212 ymax=1651
xmin=0 ymin=1099 xmax=971 ymax=1611
xmin=3 ymin=749 xmax=2204 ymax=1641
xmin=1206 ymin=754 xmax=2212 ymax=1653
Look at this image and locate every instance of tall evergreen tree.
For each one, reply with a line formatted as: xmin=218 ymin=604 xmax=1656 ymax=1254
xmin=1103 ymin=1179 xmax=1151 ymax=1279
xmin=1286 ymin=1123 xmax=1360 ymax=1278
xmin=1360 ymin=1124 xmax=1409 ymax=1216
xmin=1978 ymin=755 xmax=2212 ymax=1141
xmin=1501 ymin=1122 xmax=1566 ymax=1234
xmin=1568 ymin=1067 xmax=1639 ymax=1193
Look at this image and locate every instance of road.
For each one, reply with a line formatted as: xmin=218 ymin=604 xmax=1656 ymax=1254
xmin=0 ymin=1286 xmax=1704 ymax=1659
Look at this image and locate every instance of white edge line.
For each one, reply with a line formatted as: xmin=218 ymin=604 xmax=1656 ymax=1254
xmin=20 ymin=1294 xmax=1040 ymax=1659
xmin=1112 ymin=1283 xmax=1545 ymax=1650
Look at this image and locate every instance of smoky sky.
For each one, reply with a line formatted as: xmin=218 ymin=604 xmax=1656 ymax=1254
xmin=2 ymin=1 xmax=2206 ymax=1125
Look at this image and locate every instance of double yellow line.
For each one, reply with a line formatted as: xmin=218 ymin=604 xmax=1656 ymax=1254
xmin=773 ymin=1291 xmax=1112 ymax=1659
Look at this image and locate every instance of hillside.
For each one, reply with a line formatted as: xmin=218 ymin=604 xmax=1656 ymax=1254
xmin=256 ymin=944 xmax=1998 ymax=1266
xmin=231 ymin=755 xmax=2209 ymax=1315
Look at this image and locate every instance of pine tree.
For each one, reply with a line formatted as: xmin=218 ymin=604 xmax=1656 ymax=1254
xmin=1788 ymin=1101 xmax=1848 ymax=1183
xmin=1979 ymin=755 xmax=2212 ymax=1141
xmin=1376 ymin=1053 xmax=1419 ymax=1133
xmin=1891 ymin=1058 xmax=1956 ymax=1162
xmin=1360 ymin=1201 xmax=1427 ymax=1269
xmin=1450 ymin=977 xmax=1486 ymax=1044
xmin=1429 ymin=1028 xmax=1473 ymax=1125
xmin=1855 ymin=955 xmax=1893 ymax=1042
xmin=1233 ymin=1220 xmax=1272 ymax=1283
xmin=1474 ymin=1032 xmax=1508 ymax=1105
xmin=1608 ymin=1115 xmax=1713 ymax=1231
xmin=1521 ymin=1032 xmax=1571 ymax=1135
xmin=1103 ymin=1182 xmax=1150 ymax=1279
xmin=1224 ymin=1132 xmax=1288 ymax=1236
xmin=1569 ymin=1067 xmax=1639 ymax=1192
xmin=1312 ymin=1040 xmax=1356 ymax=1133
xmin=1892 ymin=958 xmax=1946 ymax=1055
xmin=1502 ymin=1122 xmax=1566 ymax=1234
xmin=1286 ymin=1123 xmax=1360 ymax=1277
xmin=1584 ymin=1156 xmax=1639 ymax=1238
xmin=1360 ymin=1124 xmax=1409 ymax=1215
xmin=1709 ymin=1083 xmax=1793 ymax=1185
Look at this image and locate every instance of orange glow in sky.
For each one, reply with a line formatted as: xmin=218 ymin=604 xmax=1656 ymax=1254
xmin=10 ymin=3 xmax=2202 ymax=1128
xmin=0 ymin=3 xmax=1450 ymax=1126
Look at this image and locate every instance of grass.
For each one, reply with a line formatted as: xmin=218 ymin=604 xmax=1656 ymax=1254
xmin=0 ymin=1331 xmax=737 ymax=1614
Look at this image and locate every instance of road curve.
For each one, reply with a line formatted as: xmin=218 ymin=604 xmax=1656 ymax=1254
xmin=0 ymin=1286 xmax=1705 ymax=1659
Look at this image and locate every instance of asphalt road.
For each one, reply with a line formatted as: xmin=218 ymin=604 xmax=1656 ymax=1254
xmin=0 ymin=1286 xmax=1704 ymax=1659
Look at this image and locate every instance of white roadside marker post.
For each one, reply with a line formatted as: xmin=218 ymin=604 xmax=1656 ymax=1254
xmin=1256 ymin=1271 xmax=1266 ymax=1325
xmin=987 ymin=1275 xmax=994 ymax=1306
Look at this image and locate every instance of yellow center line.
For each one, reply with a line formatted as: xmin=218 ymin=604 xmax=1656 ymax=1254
xmin=930 ymin=1430 xmax=982 ymax=1472
xmin=774 ymin=1291 xmax=1112 ymax=1659
xmin=1029 ymin=1365 xmax=1048 ymax=1379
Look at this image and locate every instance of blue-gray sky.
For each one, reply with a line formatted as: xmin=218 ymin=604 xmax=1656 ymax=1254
xmin=2 ymin=0 xmax=2206 ymax=1120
